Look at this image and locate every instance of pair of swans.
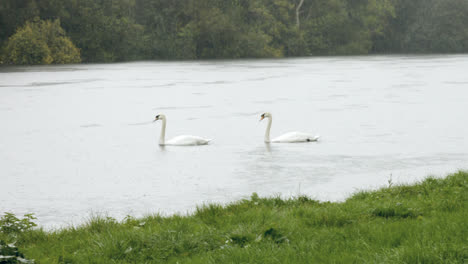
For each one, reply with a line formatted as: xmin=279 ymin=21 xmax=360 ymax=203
xmin=154 ymin=112 xmax=320 ymax=146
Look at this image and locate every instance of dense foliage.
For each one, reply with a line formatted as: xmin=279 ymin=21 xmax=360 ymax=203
xmin=1 ymin=171 xmax=467 ymax=263
xmin=1 ymin=0 xmax=468 ymax=63
xmin=2 ymin=18 xmax=81 ymax=64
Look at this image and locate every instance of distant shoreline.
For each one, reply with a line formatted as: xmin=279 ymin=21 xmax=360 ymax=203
xmin=1 ymin=53 xmax=468 ymax=67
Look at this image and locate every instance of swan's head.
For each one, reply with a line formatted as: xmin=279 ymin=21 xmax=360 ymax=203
xmin=259 ymin=112 xmax=271 ymax=121
xmin=154 ymin=114 xmax=165 ymax=122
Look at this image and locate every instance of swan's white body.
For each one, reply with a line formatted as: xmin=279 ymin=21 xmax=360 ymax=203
xmin=271 ymin=131 xmax=320 ymax=143
xmin=165 ymin=135 xmax=212 ymax=146
xmin=261 ymin=112 xmax=319 ymax=143
xmin=155 ymin=114 xmax=211 ymax=146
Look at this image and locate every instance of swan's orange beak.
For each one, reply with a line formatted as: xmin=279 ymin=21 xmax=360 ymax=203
xmin=259 ymin=116 xmax=265 ymax=121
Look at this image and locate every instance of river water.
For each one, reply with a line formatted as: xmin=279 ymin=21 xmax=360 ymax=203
xmin=1 ymin=55 xmax=467 ymax=228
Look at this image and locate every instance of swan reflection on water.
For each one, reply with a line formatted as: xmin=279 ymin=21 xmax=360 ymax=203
xmin=264 ymin=142 xmax=272 ymax=153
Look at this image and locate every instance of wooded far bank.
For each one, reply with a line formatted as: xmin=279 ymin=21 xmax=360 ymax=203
xmin=1 ymin=0 xmax=468 ymax=64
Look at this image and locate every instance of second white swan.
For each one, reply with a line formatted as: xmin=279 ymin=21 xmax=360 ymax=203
xmin=260 ymin=112 xmax=320 ymax=143
xmin=154 ymin=114 xmax=212 ymax=146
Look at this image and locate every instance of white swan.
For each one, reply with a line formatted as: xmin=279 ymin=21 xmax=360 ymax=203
xmin=154 ymin=114 xmax=212 ymax=146
xmin=260 ymin=112 xmax=320 ymax=143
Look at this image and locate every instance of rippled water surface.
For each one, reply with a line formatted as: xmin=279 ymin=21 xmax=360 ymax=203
xmin=1 ymin=56 xmax=467 ymax=228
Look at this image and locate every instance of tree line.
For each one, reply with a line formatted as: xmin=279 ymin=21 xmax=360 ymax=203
xmin=1 ymin=0 xmax=468 ymax=64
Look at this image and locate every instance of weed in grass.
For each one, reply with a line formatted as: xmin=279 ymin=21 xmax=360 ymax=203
xmin=371 ymin=204 xmax=420 ymax=219
xmin=0 ymin=213 xmax=37 ymax=237
xmin=263 ymin=228 xmax=289 ymax=244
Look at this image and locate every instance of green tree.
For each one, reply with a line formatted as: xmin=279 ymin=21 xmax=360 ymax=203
xmin=403 ymin=0 xmax=468 ymax=53
xmin=57 ymin=0 xmax=146 ymax=62
xmin=372 ymin=0 xmax=425 ymax=52
xmin=373 ymin=0 xmax=468 ymax=53
xmin=3 ymin=18 xmax=80 ymax=64
xmin=299 ymin=0 xmax=394 ymax=55
xmin=0 ymin=0 xmax=40 ymax=47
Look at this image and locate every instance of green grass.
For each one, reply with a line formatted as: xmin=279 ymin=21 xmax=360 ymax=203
xmin=1 ymin=171 xmax=468 ymax=263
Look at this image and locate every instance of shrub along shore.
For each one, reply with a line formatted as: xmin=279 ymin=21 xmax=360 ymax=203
xmin=1 ymin=171 xmax=467 ymax=263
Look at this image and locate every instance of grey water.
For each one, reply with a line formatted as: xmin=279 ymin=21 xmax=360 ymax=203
xmin=1 ymin=55 xmax=467 ymax=229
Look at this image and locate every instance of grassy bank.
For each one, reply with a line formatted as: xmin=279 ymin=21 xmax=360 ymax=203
xmin=1 ymin=171 xmax=467 ymax=263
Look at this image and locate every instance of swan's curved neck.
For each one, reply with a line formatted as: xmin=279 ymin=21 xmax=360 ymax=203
xmin=264 ymin=116 xmax=272 ymax=143
xmin=159 ymin=118 xmax=166 ymax=146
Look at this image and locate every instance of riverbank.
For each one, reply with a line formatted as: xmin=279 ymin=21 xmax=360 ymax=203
xmin=1 ymin=171 xmax=467 ymax=263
